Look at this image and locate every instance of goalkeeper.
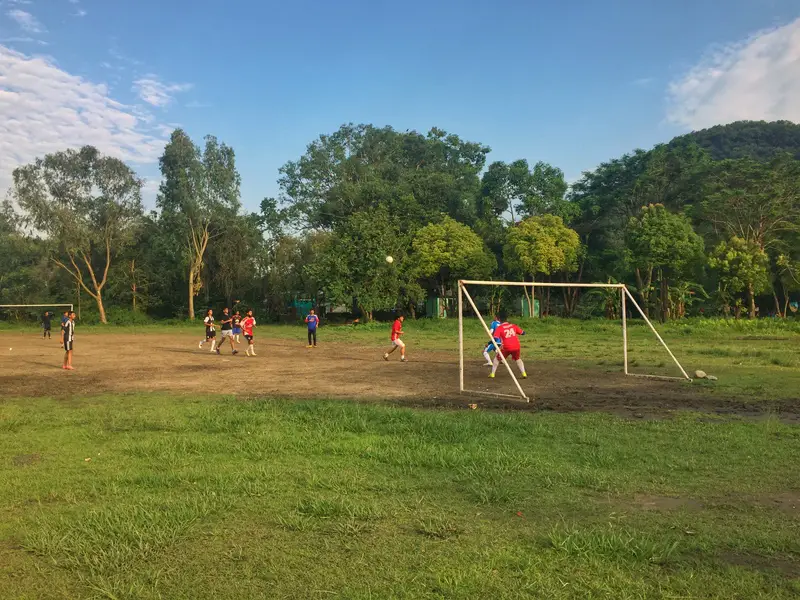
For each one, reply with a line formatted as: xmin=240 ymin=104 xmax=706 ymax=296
xmin=481 ymin=316 xmax=502 ymax=366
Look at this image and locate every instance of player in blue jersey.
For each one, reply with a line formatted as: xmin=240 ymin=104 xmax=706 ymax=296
xmin=305 ymin=309 xmax=320 ymax=348
xmin=481 ymin=317 xmax=502 ymax=366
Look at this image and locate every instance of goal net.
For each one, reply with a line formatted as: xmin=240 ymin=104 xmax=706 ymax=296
xmin=457 ymin=280 xmax=691 ymax=402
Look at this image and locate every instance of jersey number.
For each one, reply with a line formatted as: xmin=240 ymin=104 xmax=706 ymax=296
xmin=503 ymin=329 xmax=516 ymax=338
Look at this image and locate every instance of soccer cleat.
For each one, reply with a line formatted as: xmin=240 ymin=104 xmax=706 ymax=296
xmin=521 ymin=372 xmax=528 ymax=379
xmin=199 ymin=341 xmax=204 ymax=348
xmin=216 ymin=348 xmax=221 ymax=355
xmin=401 ymin=356 xmax=406 ymax=362
xmin=483 ymin=362 xmax=493 ymax=367
xmin=383 ymin=353 xmax=389 ymax=361
xmin=306 ymin=345 xmax=313 ymax=349
xmin=250 ymin=351 xmax=257 ymax=356
xmin=245 ymin=349 xmax=251 ymax=356
xmin=488 ymin=373 xmax=495 ymax=379
xmin=232 ymin=350 xmax=239 ymax=355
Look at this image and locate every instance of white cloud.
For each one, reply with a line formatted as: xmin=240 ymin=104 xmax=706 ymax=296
xmin=133 ymin=75 xmax=192 ymax=107
xmin=0 ymin=45 xmax=170 ymax=196
xmin=7 ymin=9 xmax=45 ymax=33
xmin=632 ymin=77 xmax=654 ymax=87
xmin=667 ymin=18 xmax=800 ymax=130
xmin=74 ymin=9 xmax=87 ymax=17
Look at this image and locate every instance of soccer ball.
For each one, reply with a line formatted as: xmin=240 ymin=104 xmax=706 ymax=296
xmin=386 ymin=256 xmax=394 ymax=264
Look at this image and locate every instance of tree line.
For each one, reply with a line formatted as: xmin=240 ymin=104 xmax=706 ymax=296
xmin=2 ymin=120 xmax=799 ymax=323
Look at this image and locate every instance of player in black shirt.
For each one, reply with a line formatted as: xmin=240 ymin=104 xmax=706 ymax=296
xmin=41 ymin=311 xmax=53 ymax=339
xmin=200 ymin=309 xmax=217 ymax=352
xmin=219 ymin=307 xmax=238 ymax=355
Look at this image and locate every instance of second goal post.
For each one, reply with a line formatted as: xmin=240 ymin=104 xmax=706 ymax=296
xmin=457 ymin=280 xmax=691 ymax=402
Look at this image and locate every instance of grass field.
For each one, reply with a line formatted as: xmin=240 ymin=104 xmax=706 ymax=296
xmin=1 ymin=317 xmax=799 ymax=598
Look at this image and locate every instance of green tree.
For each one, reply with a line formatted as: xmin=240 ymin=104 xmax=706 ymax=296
xmin=708 ymin=237 xmax=770 ymax=319
xmin=157 ymin=129 xmax=241 ymax=319
xmin=307 ymin=207 xmax=409 ymax=320
xmin=12 ymin=146 xmax=143 ymax=323
xmin=409 ymin=216 xmax=496 ymax=300
xmin=626 ymin=204 xmax=704 ymax=320
xmin=503 ymin=215 xmax=580 ymax=315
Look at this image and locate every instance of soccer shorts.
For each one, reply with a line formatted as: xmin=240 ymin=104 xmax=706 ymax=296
xmin=392 ymin=338 xmax=405 ymax=348
xmin=233 ymin=327 xmax=242 ymax=334
xmin=221 ymin=330 xmax=234 ymax=339
xmin=500 ymin=347 xmax=520 ymax=361
xmin=244 ymin=334 xmax=253 ymax=342
xmin=484 ymin=339 xmax=501 ymax=352
xmin=64 ymin=340 xmax=74 ymax=351
xmin=205 ymin=328 xmax=216 ymax=338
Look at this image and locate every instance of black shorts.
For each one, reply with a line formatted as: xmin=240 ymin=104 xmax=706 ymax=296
xmin=245 ymin=334 xmax=253 ymax=342
xmin=43 ymin=326 xmax=51 ymax=331
xmin=206 ymin=329 xmax=216 ymax=338
xmin=64 ymin=340 xmax=74 ymax=351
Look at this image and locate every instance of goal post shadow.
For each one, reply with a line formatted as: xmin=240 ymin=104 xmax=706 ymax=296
xmin=457 ymin=280 xmax=692 ymax=403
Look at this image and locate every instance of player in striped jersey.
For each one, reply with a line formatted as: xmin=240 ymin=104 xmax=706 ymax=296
xmin=61 ymin=311 xmax=76 ymax=370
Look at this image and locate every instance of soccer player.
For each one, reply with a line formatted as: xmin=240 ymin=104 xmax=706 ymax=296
xmin=383 ymin=315 xmax=406 ymax=362
xmin=305 ymin=309 xmax=320 ymax=348
xmin=200 ymin=309 xmax=216 ymax=352
xmin=219 ymin=307 xmax=238 ymax=355
xmin=62 ymin=311 xmax=76 ymax=370
xmin=41 ymin=311 xmax=53 ymax=339
xmin=232 ymin=311 xmax=242 ymax=344
xmin=481 ymin=316 xmax=502 ymax=366
xmin=489 ymin=319 xmax=527 ymax=379
xmin=241 ymin=309 xmax=257 ymax=356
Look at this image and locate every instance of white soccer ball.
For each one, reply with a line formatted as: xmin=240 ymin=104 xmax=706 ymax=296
xmin=386 ymin=256 xmax=394 ymax=264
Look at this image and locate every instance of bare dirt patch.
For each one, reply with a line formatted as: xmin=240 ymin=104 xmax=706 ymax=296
xmin=0 ymin=331 xmax=798 ymax=420
xmin=11 ymin=453 xmax=41 ymax=467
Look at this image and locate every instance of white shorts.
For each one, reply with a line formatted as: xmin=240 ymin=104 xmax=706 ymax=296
xmin=392 ymin=339 xmax=405 ymax=348
xmin=221 ymin=330 xmax=234 ymax=339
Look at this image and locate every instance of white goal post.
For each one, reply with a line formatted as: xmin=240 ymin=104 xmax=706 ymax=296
xmin=457 ymin=280 xmax=691 ymax=403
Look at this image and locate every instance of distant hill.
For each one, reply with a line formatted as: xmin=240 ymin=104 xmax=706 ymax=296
xmin=669 ymin=120 xmax=800 ymax=161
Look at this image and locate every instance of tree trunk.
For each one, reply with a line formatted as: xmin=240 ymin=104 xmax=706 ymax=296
xmin=131 ymin=259 xmax=137 ymax=312
xmin=773 ymin=290 xmax=783 ymax=318
xmin=634 ymin=267 xmax=651 ymax=317
xmin=747 ymin=283 xmax=756 ymax=319
xmin=95 ymin=290 xmax=107 ymax=324
xmin=188 ymin=267 xmax=195 ymax=320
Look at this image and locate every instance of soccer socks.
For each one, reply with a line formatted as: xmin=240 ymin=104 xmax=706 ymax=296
xmin=516 ymin=359 xmax=527 ymax=378
xmin=210 ymin=340 xmax=216 ymax=352
xmin=246 ymin=344 xmax=255 ymax=356
xmin=482 ymin=350 xmax=492 ymax=364
xmin=491 ymin=356 xmax=500 ymax=375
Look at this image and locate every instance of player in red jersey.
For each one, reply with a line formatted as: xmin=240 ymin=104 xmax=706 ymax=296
xmin=383 ymin=315 xmax=406 ymax=362
xmin=489 ymin=319 xmax=527 ymax=379
xmin=241 ymin=309 xmax=257 ymax=356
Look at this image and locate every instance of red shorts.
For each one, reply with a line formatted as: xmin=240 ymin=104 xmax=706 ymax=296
xmin=501 ymin=347 xmax=520 ymax=361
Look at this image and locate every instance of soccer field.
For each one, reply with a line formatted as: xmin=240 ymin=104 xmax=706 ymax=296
xmin=1 ymin=321 xmax=799 ymax=598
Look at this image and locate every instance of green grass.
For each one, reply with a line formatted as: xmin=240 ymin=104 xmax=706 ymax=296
xmin=2 ymin=394 xmax=799 ymax=599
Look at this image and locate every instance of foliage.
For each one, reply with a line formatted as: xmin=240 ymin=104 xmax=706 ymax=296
xmin=503 ymin=214 xmax=580 ymax=279
xmin=409 ymin=216 xmax=496 ymax=298
xmin=709 ymin=237 xmax=770 ymax=319
xmin=11 ymin=146 xmax=143 ymax=323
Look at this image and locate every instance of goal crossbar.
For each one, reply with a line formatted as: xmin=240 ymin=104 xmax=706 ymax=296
xmin=457 ymin=280 xmax=691 ymax=403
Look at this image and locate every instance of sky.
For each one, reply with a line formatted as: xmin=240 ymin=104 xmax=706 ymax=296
xmin=1 ymin=0 xmax=800 ymax=211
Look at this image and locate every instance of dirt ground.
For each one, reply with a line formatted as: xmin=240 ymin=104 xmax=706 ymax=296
xmin=0 ymin=331 xmax=798 ymax=420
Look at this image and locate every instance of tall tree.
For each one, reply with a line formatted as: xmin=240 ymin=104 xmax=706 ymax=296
xmin=626 ymin=204 xmax=704 ymax=320
xmin=409 ymin=216 xmax=496 ymax=301
xmin=306 ymin=206 xmax=409 ymax=320
xmin=709 ymin=237 xmax=770 ymax=319
xmin=12 ymin=146 xmax=143 ymax=322
xmin=503 ymin=215 xmax=581 ymax=315
xmin=157 ymin=129 xmax=241 ymax=319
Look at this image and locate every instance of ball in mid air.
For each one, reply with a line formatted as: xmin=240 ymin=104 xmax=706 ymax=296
xmin=386 ymin=256 xmax=394 ymax=264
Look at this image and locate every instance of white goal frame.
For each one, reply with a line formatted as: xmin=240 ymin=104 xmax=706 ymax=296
xmin=457 ymin=280 xmax=691 ymax=403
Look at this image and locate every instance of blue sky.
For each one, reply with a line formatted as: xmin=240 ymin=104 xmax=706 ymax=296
xmin=1 ymin=0 xmax=799 ymax=211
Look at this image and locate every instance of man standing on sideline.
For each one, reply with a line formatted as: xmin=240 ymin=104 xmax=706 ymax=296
xmin=219 ymin=307 xmax=238 ymax=355
xmin=305 ymin=309 xmax=320 ymax=348
xmin=41 ymin=311 xmax=53 ymax=339
xmin=61 ymin=311 xmax=76 ymax=370
xmin=383 ymin=314 xmax=406 ymax=362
